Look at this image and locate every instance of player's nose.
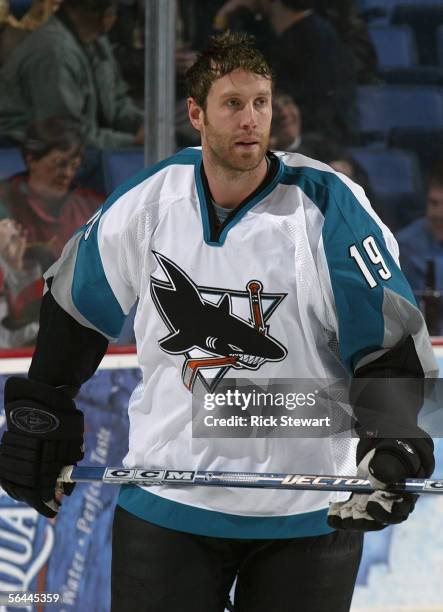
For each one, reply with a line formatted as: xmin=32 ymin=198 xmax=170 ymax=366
xmin=239 ymin=102 xmax=258 ymax=129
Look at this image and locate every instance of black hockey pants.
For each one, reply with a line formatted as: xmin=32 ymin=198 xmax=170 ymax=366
xmin=111 ymin=505 xmax=363 ymax=612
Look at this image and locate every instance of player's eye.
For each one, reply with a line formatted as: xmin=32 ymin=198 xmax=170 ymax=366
xmin=227 ymin=99 xmax=240 ymax=107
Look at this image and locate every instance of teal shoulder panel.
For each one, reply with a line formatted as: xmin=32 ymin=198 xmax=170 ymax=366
xmin=280 ymin=165 xmax=416 ymax=372
xmin=72 ymin=148 xmax=201 ymax=338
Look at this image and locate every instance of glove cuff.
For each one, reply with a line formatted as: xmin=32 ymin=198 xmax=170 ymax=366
xmin=5 ymin=377 xmax=76 ymax=410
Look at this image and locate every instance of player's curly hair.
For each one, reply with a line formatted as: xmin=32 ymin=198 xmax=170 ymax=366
xmin=185 ymin=31 xmax=273 ymax=110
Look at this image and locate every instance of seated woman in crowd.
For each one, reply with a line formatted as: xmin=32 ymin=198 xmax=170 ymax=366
xmin=0 ymin=116 xmax=104 ymax=347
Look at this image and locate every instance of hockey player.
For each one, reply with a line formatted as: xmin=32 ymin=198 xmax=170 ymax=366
xmin=0 ymin=32 xmax=437 ymax=612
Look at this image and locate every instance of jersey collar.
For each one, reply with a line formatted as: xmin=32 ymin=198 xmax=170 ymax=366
xmin=195 ymin=151 xmax=283 ymax=247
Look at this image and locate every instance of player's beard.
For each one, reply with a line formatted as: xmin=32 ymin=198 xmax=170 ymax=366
xmin=202 ymin=116 xmax=270 ymax=175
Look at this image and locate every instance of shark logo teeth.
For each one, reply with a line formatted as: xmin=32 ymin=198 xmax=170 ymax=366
xmin=229 ymin=353 xmax=266 ymax=368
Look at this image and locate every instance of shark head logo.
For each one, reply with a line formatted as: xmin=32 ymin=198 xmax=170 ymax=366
xmin=150 ymin=252 xmax=287 ymax=391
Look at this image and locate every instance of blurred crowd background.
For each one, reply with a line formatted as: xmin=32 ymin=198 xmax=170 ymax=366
xmin=0 ymin=0 xmax=442 ymax=348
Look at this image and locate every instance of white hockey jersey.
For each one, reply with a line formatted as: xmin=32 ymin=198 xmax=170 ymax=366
xmin=46 ymin=148 xmax=437 ymax=538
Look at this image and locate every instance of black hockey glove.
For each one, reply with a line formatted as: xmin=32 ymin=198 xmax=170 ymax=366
xmin=327 ymin=436 xmax=435 ymax=531
xmin=0 ymin=377 xmax=84 ymax=518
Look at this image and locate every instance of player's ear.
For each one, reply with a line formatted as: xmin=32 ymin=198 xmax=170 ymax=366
xmin=187 ymin=98 xmax=203 ymax=132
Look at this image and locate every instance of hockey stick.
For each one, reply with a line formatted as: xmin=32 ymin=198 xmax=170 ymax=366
xmin=58 ymin=466 xmax=443 ymax=495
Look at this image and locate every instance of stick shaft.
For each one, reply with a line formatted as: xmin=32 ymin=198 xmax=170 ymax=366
xmin=59 ymin=466 xmax=443 ymax=494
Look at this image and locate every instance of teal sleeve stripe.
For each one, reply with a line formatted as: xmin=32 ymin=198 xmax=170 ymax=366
xmin=117 ymin=485 xmax=334 ymax=539
xmin=281 ymin=165 xmax=417 ymax=372
xmin=72 ymin=148 xmax=201 ymax=337
xmin=72 ymin=227 xmax=126 ymax=338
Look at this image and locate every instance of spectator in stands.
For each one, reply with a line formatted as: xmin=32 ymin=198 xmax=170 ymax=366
xmin=0 ymin=216 xmax=41 ymax=337
xmin=0 ymin=0 xmax=27 ymax=64
xmin=327 ymin=151 xmax=374 ymax=203
xmin=264 ymin=0 xmax=357 ymax=142
xmin=270 ymin=91 xmax=302 ymax=151
xmin=314 ymin=0 xmax=378 ymax=84
xmin=270 ymin=90 xmax=333 ymax=158
xmin=0 ymin=217 xmax=41 ymax=346
xmin=178 ymin=0 xmax=265 ymax=54
xmin=212 ymin=0 xmax=273 ymax=53
xmin=0 ymin=0 xmax=144 ymax=148
xmin=108 ymin=0 xmax=144 ymax=107
xmin=17 ymin=0 xmax=61 ymax=31
xmin=0 ymin=0 xmax=60 ymax=65
xmin=396 ymin=161 xmax=443 ymax=297
xmin=0 ymin=117 xmax=104 ymax=344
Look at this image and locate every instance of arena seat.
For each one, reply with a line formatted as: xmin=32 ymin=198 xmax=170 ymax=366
xmin=102 ymin=148 xmax=145 ymax=194
xmin=357 ymin=85 xmax=443 ymax=142
xmin=359 ymin=1 xmax=443 ymax=12
xmin=359 ymin=0 xmax=443 ymax=26
xmin=368 ymin=26 xmax=443 ymax=85
xmin=349 ymin=147 xmax=425 ymax=230
xmin=377 ymin=67 xmax=443 ymax=87
xmin=392 ymin=5 xmax=443 ymax=65
xmin=389 ymin=127 xmax=443 ymax=177
xmin=369 ymin=25 xmax=418 ymax=69
xmin=0 ymin=148 xmax=26 ymax=180
xmin=350 ymin=147 xmax=423 ymax=196
xmin=358 ymin=0 xmax=392 ymax=25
